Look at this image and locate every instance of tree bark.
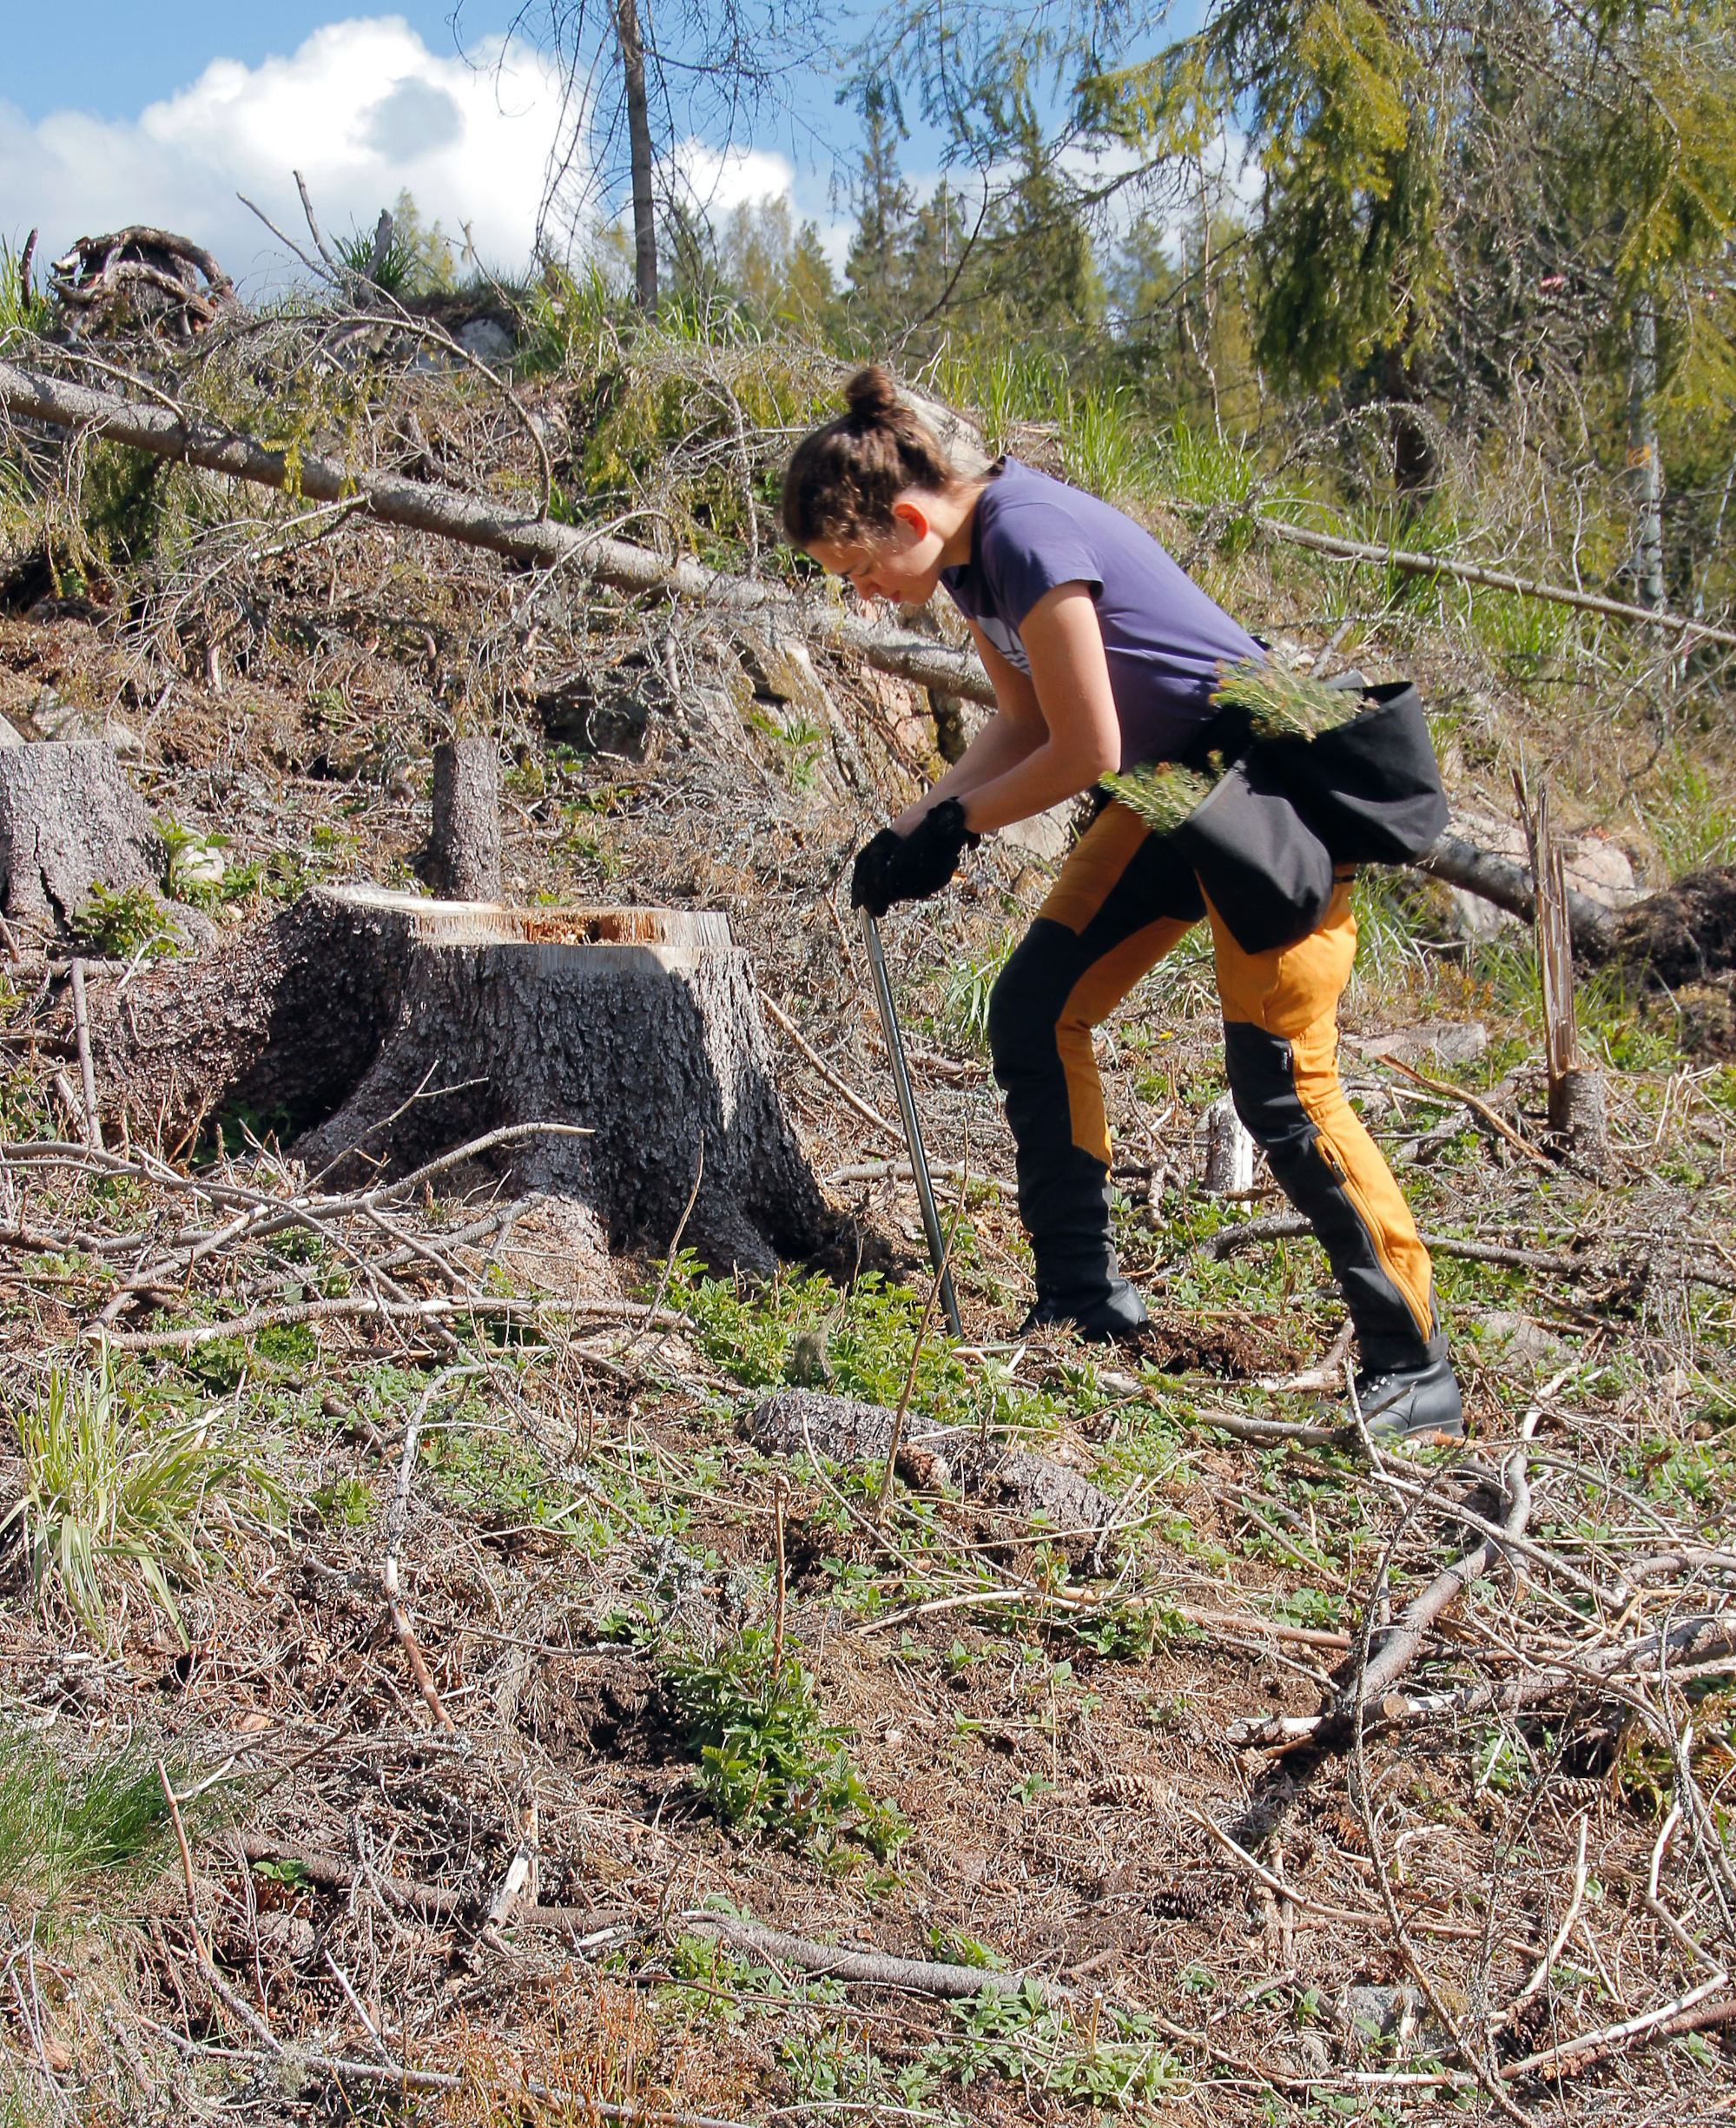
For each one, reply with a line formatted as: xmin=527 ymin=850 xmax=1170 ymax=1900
xmin=616 ymin=0 xmax=660 ymax=315
xmin=1204 ymin=1092 xmax=1255 ymax=1196
xmin=78 ymin=888 xmax=828 ymax=1273
xmin=0 ymin=741 xmax=162 ymax=932
xmin=1629 ymin=290 xmax=1665 ymax=616
xmin=428 ymin=739 xmax=502 ymax=902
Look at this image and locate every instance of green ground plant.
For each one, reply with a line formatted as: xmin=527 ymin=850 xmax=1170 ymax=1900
xmin=4 ymin=1351 xmax=288 ymax=1641
xmin=0 ymin=1734 xmax=193 ymax=1921
xmin=664 ymin=1625 xmax=907 ymax=1857
xmin=670 ymin=1261 xmax=975 ymax=1418
xmin=922 ymin=1979 xmax=1185 ymax=2106
xmin=69 ymin=884 xmax=177 ymax=961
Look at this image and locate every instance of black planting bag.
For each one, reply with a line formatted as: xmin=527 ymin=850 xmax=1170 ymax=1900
xmin=1175 ymin=751 xmax=1337 ymax=956
xmin=1261 ymin=681 xmax=1449 ymax=865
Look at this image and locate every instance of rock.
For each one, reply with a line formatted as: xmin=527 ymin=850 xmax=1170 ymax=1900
xmin=0 ymin=740 xmax=162 ymax=930
xmin=1339 ymin=1982 xmax=1458 ymax=2055
xmin=1444 ymin=810 xmax=1640 ymax=942
xmin=458 ymin=316 xmax=515 ymax=365
xmin=162 ymin=899 xmax=221 ymax=950
xmin=168 ymin=837 xmax=225 ymax=892
xmin=1002 ymin=803 xmax=1073 ymax=862
xmin=40 ymin=699 xmax=144 ymax=758
xmin=1343 ymin=1984 xmax=1423 ymax=2043
xmin=1356 ymin=1021 xmax=1488 ymax=1067
xmin=1475 ymin=1311 xmax=1567 ymax=1373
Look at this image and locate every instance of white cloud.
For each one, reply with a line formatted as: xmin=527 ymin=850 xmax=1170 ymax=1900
xmin=0 ymin=17 xmax=573 ymax=289
xmin=667 ymin=139 xmax=796 ymax=221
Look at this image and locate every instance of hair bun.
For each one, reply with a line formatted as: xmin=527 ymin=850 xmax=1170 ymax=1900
xmin=844 ymin=365 xmax=901 ymax=424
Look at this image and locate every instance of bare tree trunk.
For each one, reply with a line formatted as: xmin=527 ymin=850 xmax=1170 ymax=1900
xmin=428 ymin=739 xmax=502 ymax=902
xmin=0 ymin=741 xmax=162 ymax=932
xmin=617 ymin=0 xmax=659 ymax=315
xmin=1629 ymin=290 xmax=1666 ymax=615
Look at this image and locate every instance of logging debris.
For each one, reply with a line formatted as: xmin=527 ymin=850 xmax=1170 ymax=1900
xmin=0 ymin=307 xmax=1732 ymax=2124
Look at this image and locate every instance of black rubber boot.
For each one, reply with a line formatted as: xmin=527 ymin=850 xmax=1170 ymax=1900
xmin=1356 ymin=1352 xmax=1464 ymax=1444
xmin=1019 ymin=1279 xmax=1149 ymax=1345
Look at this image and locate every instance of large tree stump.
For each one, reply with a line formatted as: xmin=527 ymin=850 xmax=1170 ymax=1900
xmin=427 ymin=738 xmax=502 ymax=902
xmin=81 ymin=887 xmax=828 ymax=1275
xmin=0 ymin=741 xmax=162 ymax=932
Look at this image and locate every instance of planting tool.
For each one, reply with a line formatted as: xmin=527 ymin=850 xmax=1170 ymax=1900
xmin=860 ymin=907 xmax=964 ymax=1340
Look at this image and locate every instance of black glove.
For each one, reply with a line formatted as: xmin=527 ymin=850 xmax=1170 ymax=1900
xmin=849 ymin=826 xmax=904 ymax=915
xmin=851 ymin=800 xmax=980 ymax=916
xmin=883 ymin=798 xmax=980 ymax=909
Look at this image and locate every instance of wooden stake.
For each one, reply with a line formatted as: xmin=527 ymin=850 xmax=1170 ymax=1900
xmin=69 ymin=958 xmax=104 ymax=1152
xmin=1515 ymin=770 xmax=1607 ymax=1167
xmin=770 ymin=1474 xmax=790 ymax=1682
xmin=1204 ymin=1092 xmax=1255 ymax=1195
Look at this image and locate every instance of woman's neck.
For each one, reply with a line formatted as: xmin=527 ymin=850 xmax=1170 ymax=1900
xmin=934 ymin=479 xmax=988 ymax=570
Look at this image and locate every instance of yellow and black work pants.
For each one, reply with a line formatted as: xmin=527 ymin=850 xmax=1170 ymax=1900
xmin=987 ymin=801 xmax=1442 ymax=1371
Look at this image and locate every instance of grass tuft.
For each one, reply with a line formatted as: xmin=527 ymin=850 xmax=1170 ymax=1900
xmin=0 ymin=1733 xmax=194 ymax=1920
xmin=6 ymin=1351 xmax=288 ymax=1642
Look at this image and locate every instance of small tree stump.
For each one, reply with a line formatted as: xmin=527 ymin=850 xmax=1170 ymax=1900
xmin=1204 ymin=1093 xmax=1256 ymax=1196
xmin=1547 ymin=1067 xmax=1608 ymax=1166
xmin=0 ymin=741 xmax=162 ymax=931
xmin=428 ymin=738 xmax=502 ymax=902
xmin=83 ymin=887 xmax=828 ymax=1275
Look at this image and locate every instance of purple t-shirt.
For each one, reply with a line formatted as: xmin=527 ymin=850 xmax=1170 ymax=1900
xmin=939 ymin=459 xmax=1260 ymax=768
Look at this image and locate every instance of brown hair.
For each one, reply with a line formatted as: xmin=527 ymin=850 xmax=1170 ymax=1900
xmin=781 ymin=366 xmax=962 ymax=546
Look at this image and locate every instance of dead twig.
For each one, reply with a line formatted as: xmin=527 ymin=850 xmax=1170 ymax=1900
xmin=683 ymin=1910 xmax=1067 ymax=2004
xmin=1379 ymin=1053 xmax=1553 ymax=1166
xmin=762 ymin=995 xmax=901 ymax=1145
xmin=380 ymin=1372 xmax=463 ymax=1730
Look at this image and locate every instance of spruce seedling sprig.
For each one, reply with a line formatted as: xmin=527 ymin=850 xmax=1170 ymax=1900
xmin=1100 ymin=761 xmax=1218 ymax=836
xmin=1211 ymin=658 xmax=1365 ymax=740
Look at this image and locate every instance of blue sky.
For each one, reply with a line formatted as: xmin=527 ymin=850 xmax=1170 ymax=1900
xmin=1 ymin=5 xmax=863 ymax=284
xmin=5 ymin=4 xmax=491 ymax=121
xmin=3 ymin=5 xmax=1202 ymax=288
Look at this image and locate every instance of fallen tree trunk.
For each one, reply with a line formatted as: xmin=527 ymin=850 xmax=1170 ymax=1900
xmin=4 ymin=360 xmax=1733 ymax=982
xmin=1248 ymin=513 xmax=1736 ymax=651
xmin=79 ymin=887 xmax=828 ymax=1272
xmin=1415 ymin=831 xmax=1614 ymax=956
xmin=0 ymin=360 xmax=992 ymax=706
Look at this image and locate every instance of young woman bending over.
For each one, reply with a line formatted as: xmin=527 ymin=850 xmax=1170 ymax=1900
xmin=782 ymin=368 xmax=1462 ymax=1443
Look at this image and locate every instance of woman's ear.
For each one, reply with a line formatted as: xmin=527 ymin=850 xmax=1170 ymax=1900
xmin=891 ymin=497 xmax=932 ymax=542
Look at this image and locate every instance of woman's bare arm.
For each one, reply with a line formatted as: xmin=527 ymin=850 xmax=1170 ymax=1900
xmin=889 ymin=625 xmax=1047 ymax=835
xmin=894 ymin=585 xmax=1119 ymax=837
